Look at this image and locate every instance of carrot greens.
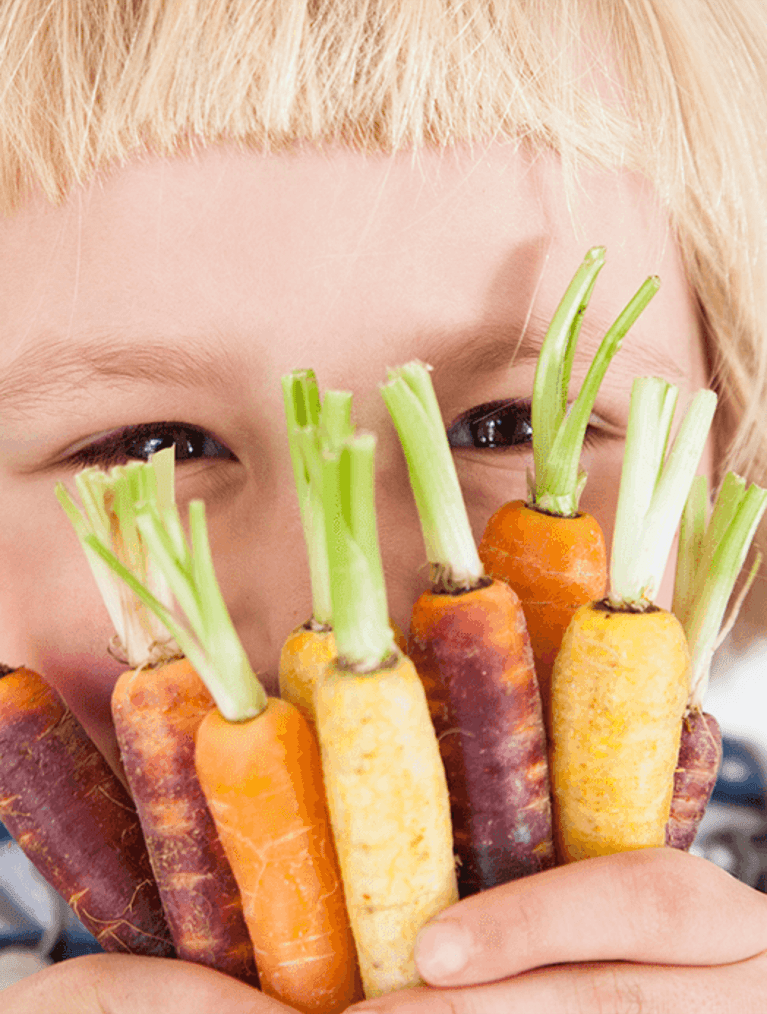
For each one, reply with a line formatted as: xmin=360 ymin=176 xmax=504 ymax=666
xmin=81 ymin=476 xmax=266 ymax=722
xmin=673 ymin=473 xmax=767 ymax=707
xmin=530 ymin=246 xmax=660 ymax=516
xmin=380 ymin=360 xmax=483 ymax=592
xmin=55 ymin=448 xmax=180 ymax=667
xmin=282 ymin=369 xmax=353 ymax=628
xmin=609 ymin=377 xmax=718 ymax=609
xmin=314 ymin=430 xmax=395 ymax=672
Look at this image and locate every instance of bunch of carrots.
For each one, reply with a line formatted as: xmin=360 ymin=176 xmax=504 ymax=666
xmin=0 ymin=247 xmax=763 ymax=1008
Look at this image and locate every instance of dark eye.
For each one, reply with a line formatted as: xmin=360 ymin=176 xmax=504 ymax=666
xmin=66 ymin=422 xmax=237 ymax=469
xmin=447 ymin=400 xmax=533 ymax=450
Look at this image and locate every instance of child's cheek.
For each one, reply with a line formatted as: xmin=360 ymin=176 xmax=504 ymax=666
xmin=37 ymin=649 xmax=126 ymax=781
xmin=0 ymin=523 xmax=126 ymax=777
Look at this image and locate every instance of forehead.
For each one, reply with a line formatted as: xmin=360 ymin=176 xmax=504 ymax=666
xmin=0 ymin=142 xmax=695 ymax=392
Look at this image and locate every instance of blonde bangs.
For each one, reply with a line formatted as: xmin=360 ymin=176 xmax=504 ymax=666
xmin=2 ymin=0 xmax=767 ymax=489
xmin=0 ymin=0 xmax=656 ymax=206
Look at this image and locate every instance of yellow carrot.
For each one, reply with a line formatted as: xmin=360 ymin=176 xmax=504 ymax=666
xmin=552 ymin=603 xmax=688 ymax=859
xmin=313 ymin=431 xmax=458 ymax=997
xmin=550 ymin=378 xmax=717 ymax=862
xmin=317 ymin=654 xmax=458 ymax=996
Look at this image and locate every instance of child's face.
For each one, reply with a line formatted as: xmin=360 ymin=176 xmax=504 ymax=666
xmin=0 ymin=142 xmax=708 ymax=766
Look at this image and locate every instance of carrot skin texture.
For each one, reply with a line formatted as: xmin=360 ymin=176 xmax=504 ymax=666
xmin=551 ymin=603 xmax=689 ymax=862
xmin=195 ymin=697 xmax=361 ymax=1014
xmin=665 ymin=710 xmax=723 ymax=850
xmin=0 ymin=666 xmax=174 ymax=956
xmin=112 ymin=657 xmax=259 ymax=984
xmin=279 ymin=621 xmax=408 ymax=725
xmin=315 ymin=653 xmax=459 ymax=998
xmin=408 ymin=579 xmax=554 ymax=897
xmin=478 ymin=500 xmax=607 ymax=724
xmin=278 ymin=624 xmax=336 ymax=724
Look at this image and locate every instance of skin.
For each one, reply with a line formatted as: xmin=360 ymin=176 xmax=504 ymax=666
xmin=1 ymin=142 xmax=765 ymax=1012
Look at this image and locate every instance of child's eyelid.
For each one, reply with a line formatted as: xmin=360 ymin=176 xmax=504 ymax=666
xmin=60 ymin=422 xmax=237 ymax=469
xmin=584 ymin=411 xmax=625 ymax=438
xmin=446 ymin=398 xmax=532 ymax=450
xmin=447 ymin=399 xmax=625 ymax=452
xmin=61 ymin=426 xmax=131 ymax=457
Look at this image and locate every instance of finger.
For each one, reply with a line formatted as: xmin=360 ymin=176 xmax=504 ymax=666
xmin=348 ymin=949 xmax=767 ymax=1014
xmin=412 ymin=848 xmax=767 ymax=986
xmin=2 ymin=953 xmax=293 ymax=1014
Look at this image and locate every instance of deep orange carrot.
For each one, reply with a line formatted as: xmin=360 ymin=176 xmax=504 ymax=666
xmin=196 ymin=697 xmax=362 ymax=1013
xmin=112 ymin=656 xmax=259 ymax=984
xmin=59 ymin=452 xmax=260 ymax=981
xmin=477 ymin=251 xmax=659 ymax=726
xmin=0 ymin=664 xmax=174 ymax=957
xmin=478 ymin=500 xmax=605 ymax=713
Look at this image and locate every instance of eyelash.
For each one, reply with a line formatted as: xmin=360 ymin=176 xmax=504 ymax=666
xmin=63 ymin=402 xmax=602 ymax=469
xmin=446 ymin=400 xmax=603 ymax=451
xmin=64 ymin=422 xmax=237 ymax=470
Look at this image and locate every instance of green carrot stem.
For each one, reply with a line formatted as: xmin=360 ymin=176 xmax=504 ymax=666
xmin=283 ymin=371 xmax=353 ymax=627
xmin=319 ymin=390 xmax=354 ymax=450
xmin=534 ymin=274 xmax=660 ymax=516
xmin=88 ymin=490 xmax=267 ymax=722
xmin=381 ymin=360 xmax=483 ymax=592
xmin=672 ymin=474 xmax=708 ymax=628
xmin=531 ymin=247 xmax=605 ymax=487
xmin=673 ymin=473 xmax=767 ymax=707
xmin=609 ymin=378 xmax=717 ymax=608
xmin=55 ymin=448 xmax=180 ymax=667
xmin=322 ymin=433 xmax=395 ymax=672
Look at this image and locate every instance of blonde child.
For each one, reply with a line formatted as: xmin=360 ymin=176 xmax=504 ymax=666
xmin=2 ymin=2 xmax=767 ymax=1011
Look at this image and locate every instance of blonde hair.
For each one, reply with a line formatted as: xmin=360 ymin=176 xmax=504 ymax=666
xmin=3 ymin=1 xmax=767 ymax=480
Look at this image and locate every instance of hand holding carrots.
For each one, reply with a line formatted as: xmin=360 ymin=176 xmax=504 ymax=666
xmin=8 ymin=851 xmax=767 ymax=1014
xmin=345 ymin=849 xmax=767 ymax=1013
xmin=1 ymin=954 xmax=284 ymax=1014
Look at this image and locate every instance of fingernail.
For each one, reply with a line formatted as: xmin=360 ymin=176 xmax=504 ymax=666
xmin=414 ymin=919 xmax=471 ymax=981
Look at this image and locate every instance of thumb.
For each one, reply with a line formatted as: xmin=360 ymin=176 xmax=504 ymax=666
xmin=3 ymin=953 xmax=294 ymax=1014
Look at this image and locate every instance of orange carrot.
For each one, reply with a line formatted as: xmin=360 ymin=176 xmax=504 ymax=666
xmin=0 ymin=664 xmax=174 ymax=957
xmin=382 ymin=362 xmax=553 ymax=897
xmin=478 ymin=248 xmax=659 ymax=723
xmin=479 ymin=501 xmax=606 ymax=714
xmin=91 ymin=492 xmax=361 ymax=1013
xmin=196 ymin=698 xmax=360 ymax=1012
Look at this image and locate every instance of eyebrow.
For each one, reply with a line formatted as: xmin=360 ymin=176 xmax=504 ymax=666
xmin=421 ymin=308 xmax=690 ymax=389
xmin=0 ymin=330 xmax=242 ymax=420
xmin=1 ymin=306 xmax=690 ymax=425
